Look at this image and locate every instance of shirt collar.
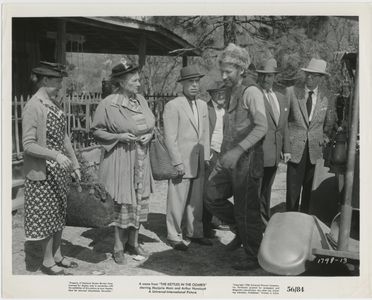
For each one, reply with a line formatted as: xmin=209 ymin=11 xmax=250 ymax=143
xmin=211 ymin=100 xmax=224 ymax=110
xmin=305 ymin=86 xmax=318 ymax=96
xmin=35 ymin=87 xmax=54 ymax=106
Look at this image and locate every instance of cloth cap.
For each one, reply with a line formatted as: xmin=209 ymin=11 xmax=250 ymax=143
xmin=256 ymin=58 xmax=280 ymax=74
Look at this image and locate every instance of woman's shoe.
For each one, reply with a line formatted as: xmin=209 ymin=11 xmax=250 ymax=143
xmin=40 ymin=264 xmax=66 ymax=275
xmin=55 ymin=257 xmax=78 ymax=269
xmin=113 ymin=250 xmax=127 ymax=265
xmin=125 ymin=244 xmax=150 ymax=257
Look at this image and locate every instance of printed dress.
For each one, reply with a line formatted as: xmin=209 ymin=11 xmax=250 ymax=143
xmin=24 ymin=104 xmax=70 ymax=240
xmin=111 ymin=98 xmax=151 ymax=229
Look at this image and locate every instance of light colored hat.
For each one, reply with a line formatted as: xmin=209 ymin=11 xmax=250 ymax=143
xmin=301 ymin=58 xmax=330 ymax=76
xmin=256 ymin=58 xmax=279 ymax=74
xmin=218 ymin=43 xmax=251 ymax=70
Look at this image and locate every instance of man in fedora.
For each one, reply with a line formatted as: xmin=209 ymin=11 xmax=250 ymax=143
xmin=163 ymin=65 xmax=212 ymax=250
xmin=286 ymin=58 xmax=336 ymax=213
xmin=205 ymin=43 xmax=267 ymax=270
xmin=256 ymin=58 xmax=291 ymax=224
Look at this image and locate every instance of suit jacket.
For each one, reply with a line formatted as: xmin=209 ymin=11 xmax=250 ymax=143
xmin=261 ymin=90 xmax=290 ymax=167
xmin=163 ymin=96 xmax=210 ymax=178
xmin=286 ymin=83 xmax=335 ymax=164
xmin=207 ymin=100 xmax=217 ymax=142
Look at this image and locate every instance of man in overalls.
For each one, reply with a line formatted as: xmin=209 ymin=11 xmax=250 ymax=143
xmin=205 ymin=43 xmax=268 ymax=270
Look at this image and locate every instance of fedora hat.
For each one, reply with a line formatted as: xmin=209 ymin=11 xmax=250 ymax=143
xmin=110 ymin=59 xmax=139 ymax=78
xmin=301 ymin=58 xmax=330 ymax=76
xmin=256 ymin=58 xmax=279 ymax=74
xmin=32 ymin=61 xmax=67 ymax=78
xmin=177 ymin=65 xmax=204 ymax=82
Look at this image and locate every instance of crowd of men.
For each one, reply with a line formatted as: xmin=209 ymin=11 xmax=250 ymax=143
xmin=162 ymin=43 xmax=335 ymax=271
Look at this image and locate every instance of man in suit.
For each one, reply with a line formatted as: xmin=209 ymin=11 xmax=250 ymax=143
xmin=163 ymin=65 xmax=212 ymax=251
xmin=202 ymin=84 xmax=229 ymax=237
xmin=205 ymin=43 xmax=267 ymax=270
xmin=286 ymin=58 xmax=335 ymax=213
xmin=256 ymin=59 xmax=291 ymax=224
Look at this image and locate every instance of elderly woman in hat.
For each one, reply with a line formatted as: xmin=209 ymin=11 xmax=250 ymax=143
xmin=22 ymin=61 xmax=81 ymax=275
xmin=91 ymin=60 xmax=155 ymax=264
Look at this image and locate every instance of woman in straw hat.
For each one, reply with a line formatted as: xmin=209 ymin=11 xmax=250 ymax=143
xmin=22 ymin=61 xmax=81 ymax=275
xmin=91 ymin=60 xmax=155 ymax=264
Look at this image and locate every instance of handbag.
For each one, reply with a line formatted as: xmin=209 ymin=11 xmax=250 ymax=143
xmin=149 ymin=127 xmax=178 ymax=180
xmin=66 ymin=182 xmax=115 ymax=228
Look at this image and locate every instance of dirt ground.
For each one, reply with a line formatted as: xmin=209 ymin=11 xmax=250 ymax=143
xmin=12 ymin=163 xmax=345 ymax=276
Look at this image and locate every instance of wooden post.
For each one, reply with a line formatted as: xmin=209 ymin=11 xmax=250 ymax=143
xmin=56 ymin=20 xmax=66 ymax=64
xmin=338 ymin=58 xmax=359 ymax=251
xmin=139 ymin=34 xmax=147 ymax=69
xmin=14 ymin=96 xmax=20 ymax=159
xmin=182 ymin=56 xmax=188 ymax=67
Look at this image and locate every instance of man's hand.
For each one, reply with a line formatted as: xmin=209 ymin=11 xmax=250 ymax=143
xmin=175 ymin=163 xmax=185 ymax=177
xmin=220 ymin=146 xmax=244 ymax=169
xmin=283 ymin=153 xmax=291 ymax=163
xmin=139 ymin=133 xmax=153 ymax=145
xmin=204 ymin=160 xmax=211 ymax=169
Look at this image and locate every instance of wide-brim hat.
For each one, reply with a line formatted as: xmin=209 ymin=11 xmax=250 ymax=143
xmin=256 ymin=58 xmax=280 ymax=74
xmin=177 ymin=65 xmax=204 ymax=82
xmin=301 ymin=58 xmax=330 ymax=76
xmin=32 ymin=61 xmax=67 ymax=78
xmin=110 ymin=60 xmax=139 ymax=78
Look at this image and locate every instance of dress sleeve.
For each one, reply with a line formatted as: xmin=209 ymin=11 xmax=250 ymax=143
xmin=91 ymin=100 xmax=120 ymax=152
xmin=22 ymin=101 xmax=59 ymax=161
xmin=239 ymin=86 xmax=268 ymax=151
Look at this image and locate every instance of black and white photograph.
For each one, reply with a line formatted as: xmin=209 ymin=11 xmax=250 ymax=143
xmin=2 ymin=3 xmax=370 ymax=298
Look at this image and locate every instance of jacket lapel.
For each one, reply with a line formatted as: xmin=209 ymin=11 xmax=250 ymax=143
xmin=294 ymin=85 xmax=309 ymax=126
xmin=309 ymin=90 xmax=324 ymax=127
xmin=262 ymin=92 xmax=277 ymax=127
xmin=180 ymin=97 xmax=198 ymax=133
xmin=276 ymin=92 xmax=286 ymax=127
xmin=227 ymin=87 xmax=240 ymax=113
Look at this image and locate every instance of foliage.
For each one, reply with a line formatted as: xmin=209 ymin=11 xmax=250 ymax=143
xmin=63 ymin=16 xmax=358 ymax=99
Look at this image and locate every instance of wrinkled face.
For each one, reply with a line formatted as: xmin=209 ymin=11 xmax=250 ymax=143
xmin=121 ymin=72 xmax=141 ymax=95
xmin=258 ymin=73 xmax=276 ymax=91
xmin=220 ymin=63 xmax=243 ymax=87
xmin=43 ymin=77 xmax=63 ymax=100
xmin=305 ymin=72 xmax=323 ymax=90
xmin=210 ymin=90 xmax=226 ymax=107
xmin=181 ymin=78 xmax=200 ymax=98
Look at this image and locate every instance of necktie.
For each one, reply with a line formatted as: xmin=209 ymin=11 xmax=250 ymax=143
xmin=306 ymin=91 xmax=313 ymax=118
xmin=267 ymin=91 xmax=280 ymax=125
xmin=191 ymin=100 xmax=199 ymax=129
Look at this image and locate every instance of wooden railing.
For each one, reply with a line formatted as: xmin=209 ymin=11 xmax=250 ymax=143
xmin=12 ymin=92 xmax=176 ymax=161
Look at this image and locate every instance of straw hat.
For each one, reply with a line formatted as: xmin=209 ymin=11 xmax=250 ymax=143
xmin=256 ymin=58 xmax=279 ymax=74
xmin=301 ymin=58 xmax=330 ymax=76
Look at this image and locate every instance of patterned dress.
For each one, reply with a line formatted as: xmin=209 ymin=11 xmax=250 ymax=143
xmin=24 ymin=104 xmax=70 ymax=240
xmin=111 ymin=98 xmax=150 ymax=229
